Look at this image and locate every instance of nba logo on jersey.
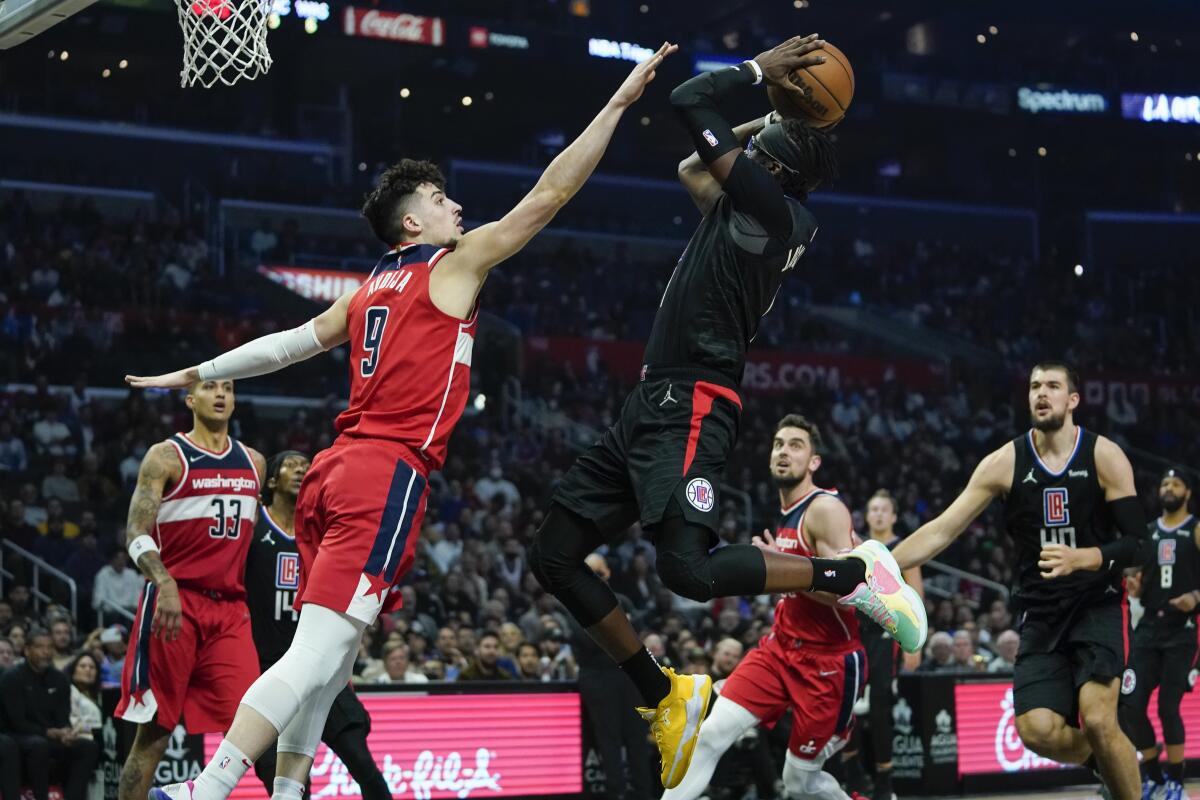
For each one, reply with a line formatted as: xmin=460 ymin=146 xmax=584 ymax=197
xmin=1159 ymin=539 xmax=1177 ymax=565
xmin=1042 ymin=488 xmax=1070 ymax=527
xmin=275 ymin=553 xmax=300 ymax=589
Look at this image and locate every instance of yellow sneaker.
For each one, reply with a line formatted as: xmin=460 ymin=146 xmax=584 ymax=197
xmin=636 ymin=667 xmax=712 ymax=789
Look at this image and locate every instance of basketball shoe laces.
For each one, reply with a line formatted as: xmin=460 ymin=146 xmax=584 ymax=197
xmin=640 ymin=706 xmax=668 ymax=752
xmin=854 ymin=577 xmax=897 ymax=629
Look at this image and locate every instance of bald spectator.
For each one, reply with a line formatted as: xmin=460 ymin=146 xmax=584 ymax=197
xmin=988 ymin=630 xmax=1020 ymax=673
xmin=952 ymin=630 xmax=984 ymax=672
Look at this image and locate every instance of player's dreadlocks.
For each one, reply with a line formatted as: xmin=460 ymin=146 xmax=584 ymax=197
xmin=361 ymin=159 xmax=446 ymax=246
xmin=261 ymin=450 xmax=306 ymax=507
xmin=777 ymin=119 xmax=839 ymax=201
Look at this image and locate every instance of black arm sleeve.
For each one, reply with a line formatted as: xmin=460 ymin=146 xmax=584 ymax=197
xmin=1098 ymin=496 xmax=1152 ymax=571
xmin=722 ymin=155 xmax=793 ymax=240
xmin=668 ymin=63 xmax=758 ymax=164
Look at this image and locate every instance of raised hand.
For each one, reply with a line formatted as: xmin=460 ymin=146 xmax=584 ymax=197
xmin=752 ymin=528 xmax=780 ymax=552
xmin=125 ymin=366 xmax=199 ymax=390
xmin=753 ymin=34 xmax=827 ymax=86
xmin=610 ymin=41 xmax=678 ymax=107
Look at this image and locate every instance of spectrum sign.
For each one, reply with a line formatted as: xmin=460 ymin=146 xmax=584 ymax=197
xmin=207 ymin=691 xmax=582 ymax=799
xmin=1122 ymin=92 xmax=1200 ymax=124
xmin=1016 ymin=86 xmax=1107 ymax=114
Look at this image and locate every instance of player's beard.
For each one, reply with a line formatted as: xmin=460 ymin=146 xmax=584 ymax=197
xmin=1161 ymin=493 xmax=1186 ymax=513
xmin=773 ymin=474 xmax=802 ymax=489
xmin=1030 ymin=408 xmax=1066 ymax=432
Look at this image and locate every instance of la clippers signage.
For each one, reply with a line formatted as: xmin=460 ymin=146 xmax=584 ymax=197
xmin=342 ymin=8 xmax=445 ymax=45
xmin=208 ymin=692 xmax=581 ymax=799
xmin=955 ymin=681 xmax=1200 ymax=775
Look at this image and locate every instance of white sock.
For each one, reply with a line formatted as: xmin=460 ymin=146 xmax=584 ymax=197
xmin=192 ymin=740 xmax=253 ymax=800
xmin=272 ymin=777 xmax=305 ymax=800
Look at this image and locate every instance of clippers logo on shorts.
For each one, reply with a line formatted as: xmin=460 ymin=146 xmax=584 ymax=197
xmin=1121 ymin=668 xmax=1137 ymax=695
xmin=275 ymin=553 xmax=300 ymax=589
xmin=686 ymin=477 xmax=715 ymax=512
xmin=1159 ymin=538 xmax=1178 ymax=565
xmin=1042 ymin=488 xmax=1070 ymax=527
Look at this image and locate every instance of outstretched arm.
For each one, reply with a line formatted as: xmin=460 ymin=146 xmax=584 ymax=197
xmin=125 ymin=289 xmax=353 ymax=389
xmin=430 ymin=42 xmax=676 ymax=306
xmin=126 ymin=442 xmax=184 ymax=640
xmin=892 ymin=444 xmax=1013 ymax=571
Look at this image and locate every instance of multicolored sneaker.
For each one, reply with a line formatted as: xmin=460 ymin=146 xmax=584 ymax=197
xmin=149 ymin=781 xmax=195 ymax=800
xmin=1160 ymin=779 xmax=1183 ymax=800
xmin=1141 ymin=778 xmax=1163 ymax=800
xmin=637 ymin=667 xmax=712 ymax=789
xmin=839 ymin=539 xmax=928 ymax=654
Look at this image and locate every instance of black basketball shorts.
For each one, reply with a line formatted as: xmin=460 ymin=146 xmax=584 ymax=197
xmin=551 ymin=367 xmax=742 ymax=536
xmin=1013 ymin=596 xmax=1132 ymax=724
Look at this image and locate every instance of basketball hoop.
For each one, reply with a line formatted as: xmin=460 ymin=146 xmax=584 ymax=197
xmin=175 ymin=0 xmax=271 ymax=87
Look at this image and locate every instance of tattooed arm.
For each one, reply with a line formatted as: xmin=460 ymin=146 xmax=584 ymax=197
xmin=126 ymin=442 xmax=184 ymax=641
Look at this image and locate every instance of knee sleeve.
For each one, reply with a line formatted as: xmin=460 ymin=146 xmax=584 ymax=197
xmin=278 ymin=643 xmax=356 ymax=757
xmin=1159 ymin=685 xmax=1186 ymax=745
xmin=657 ymin=548 xmax=714 ymax=602
xmin=782 ymin=752 xmax=850 ymax=800
xmin=529 ymin=505 xmax=617 ymax=627
xmin=243 ymin=605 xmax=365 ymax=734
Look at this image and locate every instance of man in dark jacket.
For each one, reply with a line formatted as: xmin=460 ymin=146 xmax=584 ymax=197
xmin=0 ymin=630 xmax=99 ymax=800
xmin=456 ymin=633 xmax=513 ymax=681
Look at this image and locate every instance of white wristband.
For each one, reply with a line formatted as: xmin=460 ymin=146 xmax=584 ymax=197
xmin=743 ymin=59 xmax=763 ymax=85
xmin=128 ymin=535 xmax=159 ymax=565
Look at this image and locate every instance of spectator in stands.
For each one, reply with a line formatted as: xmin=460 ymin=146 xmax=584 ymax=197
xmin=0 ymin=630 xmax=99 ymax=800
xmin=92 ymin=550 xmax=143 ymax=619
xmin=710 ymin=637 xmax=744 ymax=681
xmin=36 ymin=499 xmax=79 ymax=539
xmin=918 ymin=632 xmax=956 ymax=673
xmin=40 ymin=460 xmax=80 ymax=506
xmin=377 ymin=644 xmax=428 ymax=685
xmin=3 ymin=501 xmax=38 ymax=550
xmin=0 ymin=419 xmax=28 ymax=471
xmin=952 ymin=630 xmax=985 ymax=672
xmin=63 ymin=533 xmax=106 ymax=606
xmin=987 ymin=630 xmax=1019 ymax=674
xmin=66 ymin=653 xmax=102 ymax=739
xmin=611 ymin=551 xmax=659 ymax=610
xmin=513 ymin=642 xmax=543 ymax=681
xmin=0 ymin=602 xmax=11 ymax=630
xmin=457 ymin=632 xmax=513 ymax=681
xmin=31 ymin=408 xmax=74 ymax=459
xmin=19 ymin=486 xmax=46 ymax=529
xmin=537 ymin=627 xmax=577 ymax=680
xmin=5 ymin=624 xmax=26 ymax=655
xmin=49 ymin=620 xmax=74 ymax=671
xmin=473 ymin=467 xmax=520 ymax=515
xmin=96 ymin=625 xmax=126 ymax=689
xmin=0 ymin=637 xmax=14 ymax=669
xmin=76 ymin=452 xmax=119 ymax=514
xmin=7 ymin=587 xmax=33 ymax=628
xmin=31 ymin=513 xmax=73 ymax=567
xmin=429 ymin=525 xmax=464 ymax=575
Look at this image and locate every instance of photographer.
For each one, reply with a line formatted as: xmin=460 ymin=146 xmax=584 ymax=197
xmin=0 ymin=630 xmax=99 ymax=800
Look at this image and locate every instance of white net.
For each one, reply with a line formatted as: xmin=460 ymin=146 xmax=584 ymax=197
xmin=174 ymin=0 xmax=271 ymax=88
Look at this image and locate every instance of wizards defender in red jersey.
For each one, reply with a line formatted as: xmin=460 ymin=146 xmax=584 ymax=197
xmin=661 ymin=414 xmax=866 ymax=800
xmin=124 ymin=43 xmax=677 ymax=800
xmin=114 ymin=379 xmax=266 ymax=800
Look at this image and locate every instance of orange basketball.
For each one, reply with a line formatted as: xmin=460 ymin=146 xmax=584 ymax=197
xmin=767 ymin=41 xmax=854 ymax=126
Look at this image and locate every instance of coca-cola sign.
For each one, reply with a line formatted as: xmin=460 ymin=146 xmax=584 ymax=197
xmin=208 ymin=691 xmax=581 ymax=798
xmin=342 ymin=8 xmax=445 ymax=45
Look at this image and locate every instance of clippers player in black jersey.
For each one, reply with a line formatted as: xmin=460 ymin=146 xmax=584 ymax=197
xmin=531 ymin=35 xmax=927 ymax=790
xmin=841 ymin=490 xmax=924 ymax=800
xmin=244 ymin=451 xmax=390 ymax=800
xmin=1120 ymin=468 xmax=1200 ymax=800
xmin=891 ymin=362 xmax=1151 ymax=800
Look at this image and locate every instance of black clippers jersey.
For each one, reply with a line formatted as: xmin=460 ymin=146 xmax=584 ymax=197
xmin=1140 ymin=514 xmax=1200 ymax=623
xmin=244 ymin=508 xmax=301 ymax=667
xmin=1005 ymin=427 xmax=1121 ymax=609
xmin=642 ymin=194 xmax=818 ymax=384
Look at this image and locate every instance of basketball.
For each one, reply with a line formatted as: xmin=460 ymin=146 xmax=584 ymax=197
xmin=767 ymin=42 xmax=854 ymax=126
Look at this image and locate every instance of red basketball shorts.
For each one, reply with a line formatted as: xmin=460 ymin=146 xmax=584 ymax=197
xmin=294 ymin=437 xmax=428 ymax=625
xmin=719 ymin=632 xmax=867 ymax=762
xmin=115 ymin=584 xmax=259 ymax=734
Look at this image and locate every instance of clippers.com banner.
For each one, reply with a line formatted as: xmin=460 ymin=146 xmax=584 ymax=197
xmin=955 ymin=681 xmax=1200 ymax=775
xmin=206 ymin=692 xmax=582 ymax=799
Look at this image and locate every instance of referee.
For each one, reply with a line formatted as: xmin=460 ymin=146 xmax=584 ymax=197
xmin=245 ymin=451 xmax=390 ymax=800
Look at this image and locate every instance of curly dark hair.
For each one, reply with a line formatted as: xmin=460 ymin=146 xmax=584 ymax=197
xmin=774 ymin=119 xmax=839 ymax=200
xmin=361 ymin=159 xmax=446 ymax=246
